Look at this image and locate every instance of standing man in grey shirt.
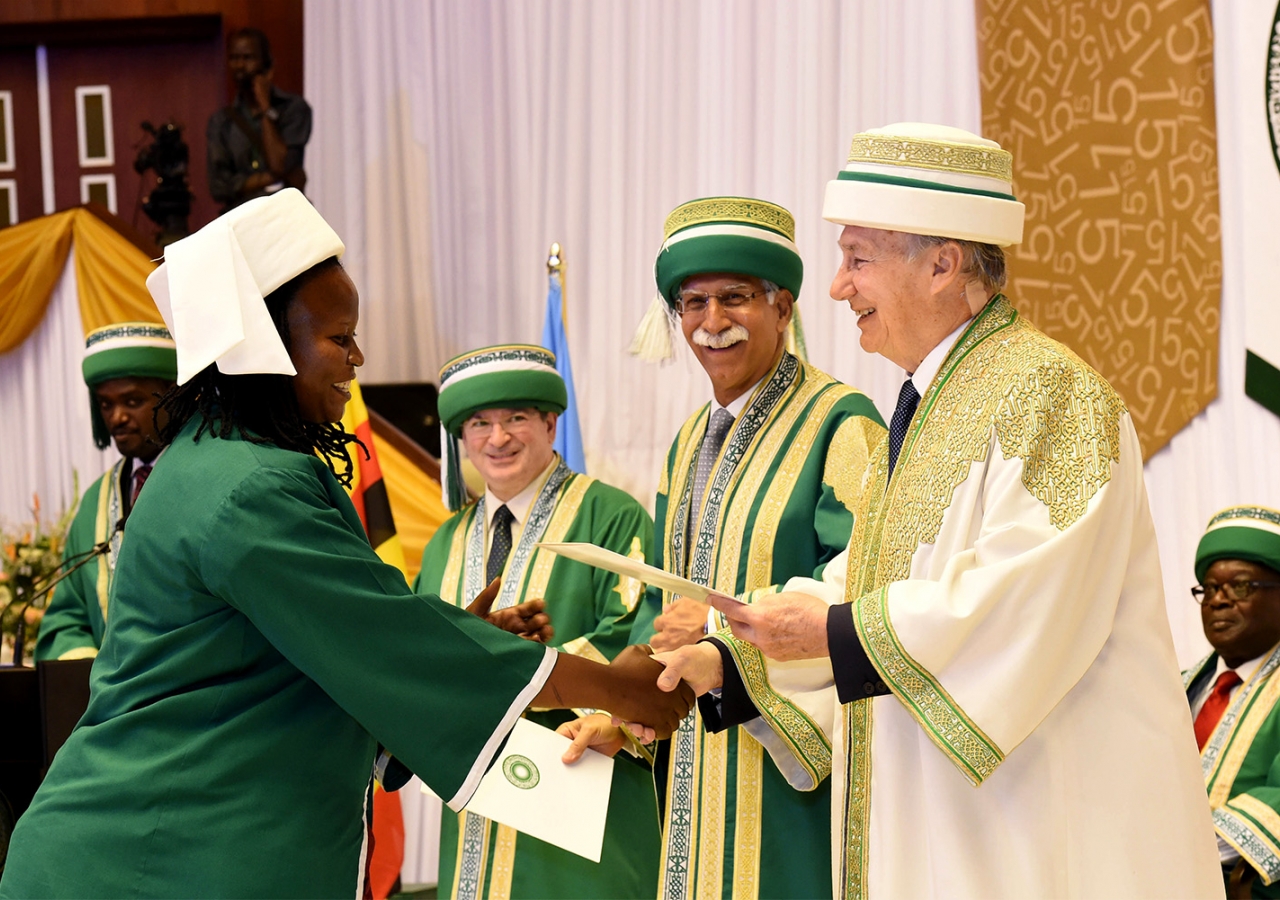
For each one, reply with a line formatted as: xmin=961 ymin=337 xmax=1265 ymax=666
xmin=206 ymin=28 xmax=311 ymax=213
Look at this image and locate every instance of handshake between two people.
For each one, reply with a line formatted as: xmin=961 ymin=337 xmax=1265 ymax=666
xmin=467 ymin=577 xmax=831 ymax=755
xmin=465 ymin=577 xmax=697 ymax=742
xmin=558 ymin=590 xmax=834 ymax=763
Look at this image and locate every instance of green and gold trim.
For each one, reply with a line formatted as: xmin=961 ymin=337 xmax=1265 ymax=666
xmin=732 ymin=733 xmax=765 ymax=900
xmin=438 ymin=344 xmax=556 ymax=384
xmin=92 ymin=459 xmax=129 ymax=624
xmin=847 ymin=133 xmax=1013 ymax=182
xmin=837 ymin=296 xmax=1124 ymax=789
xmin=1205 ymin=644 xmax=1280 ymax=806
xmin=836 ymin=169 xmax=1014 ymax=200
xmin=739 ymin=380 xmax=852 ymax=587
xmin=1216 ymin=800 xmax=1280 ymax=885
xmin=663 ymin=196 xmax=795 ymax=241
xmin=712 ymin=635 xmax=833 ymax=788
xmin=854 ymin=586 xmax=1004 ymax=785
xmin=840 ymin=700 xmax=873 ymax=900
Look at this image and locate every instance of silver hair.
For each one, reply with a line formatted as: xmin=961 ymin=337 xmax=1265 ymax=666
xmin=762 ymin=279 xmax=780 ymax=305
xmin=903 ymin=234 xmax=1008 ymax=292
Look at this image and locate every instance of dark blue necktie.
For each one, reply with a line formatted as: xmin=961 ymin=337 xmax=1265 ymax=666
xmin=887 ymin=379 xmax=920 ymax=479
xmin=487 ymin=504 xmax=514 ymax=584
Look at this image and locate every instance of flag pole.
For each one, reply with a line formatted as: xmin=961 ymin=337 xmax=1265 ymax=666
xmin=546 ymin=242 xmax=566 ymax=331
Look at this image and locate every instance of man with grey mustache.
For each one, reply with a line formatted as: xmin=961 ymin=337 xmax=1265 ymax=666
xmin=625 ymin=196 xmax=886 ymax=899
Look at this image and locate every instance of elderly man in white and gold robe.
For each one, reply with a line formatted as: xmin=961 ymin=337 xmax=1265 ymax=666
xmin=654 ymin=123 xmax=1224 ymax=899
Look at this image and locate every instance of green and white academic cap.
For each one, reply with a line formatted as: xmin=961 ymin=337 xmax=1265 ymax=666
xmin=145 ymin=188 xmax=345 ymax=385
xmin=823 ymin=123 xmax=1025 ymax=246
xmin=631 ymin=196 xmax=803 ymax=363
xmin=1195 ymin=506 xmax=1280 ymax=582
xmin=436 ymin=344 xmax=567 ymax=510
xmin=82 ymin=322 xmax=178 ymax=449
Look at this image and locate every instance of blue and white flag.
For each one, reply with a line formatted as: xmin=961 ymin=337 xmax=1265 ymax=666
xmin=541 ymin=272 xmax=587 ymax=472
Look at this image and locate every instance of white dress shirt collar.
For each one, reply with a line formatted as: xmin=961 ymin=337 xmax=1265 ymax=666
xmin=484 ymin=454 xmax=561 ymax=529
xmin=1212 ymin=651 xmax=1265 ymax=689
xmin=908 ymin=317 xmax=972 ymax=396
xmin=715 ymin=374 xmax=767 ymax=419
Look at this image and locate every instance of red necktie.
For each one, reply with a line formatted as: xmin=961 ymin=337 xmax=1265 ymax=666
xmin=1194 ymin=670 xmax=1243 ymax=750
xmin=131 ymin=464 xmax=152 ymax=506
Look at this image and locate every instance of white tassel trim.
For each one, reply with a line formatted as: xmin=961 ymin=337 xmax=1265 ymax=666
xmin=628 ymin=292 xmax=677 ymax=363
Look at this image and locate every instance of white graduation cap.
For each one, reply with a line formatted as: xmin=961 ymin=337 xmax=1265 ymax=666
xmin=146 ymin=188 xmax=345 ymax=385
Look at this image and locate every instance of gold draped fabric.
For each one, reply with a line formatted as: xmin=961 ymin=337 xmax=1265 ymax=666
xmin=976 ymin=0 xmax=1222 ymax=458
xmin=377 ymin=429 xmax=451 ymax=581
xmin=0 ymin=209 xmax=162 ymax=353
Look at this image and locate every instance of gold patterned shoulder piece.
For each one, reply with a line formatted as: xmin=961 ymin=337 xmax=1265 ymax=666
xmin=847 ymin=134 xmax=1013 ymax=183
xmin=663 ymin=197 xmax=795 ymax=241
xmin=823 ymin=416 xmax=882 ymax=514
xmin=856 ymin=297 xmax=1127 ymax=599
xmin=991 ymin=329 xmax=1125 ymax=530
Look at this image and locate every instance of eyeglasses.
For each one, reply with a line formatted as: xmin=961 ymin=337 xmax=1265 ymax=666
xmin=461 ymin=411 xmax=543 ymax=439
xmin=675 ymin=288 xmax=769 ymax=317
xmin=1191 ymin=580 xmax=1280 ymax=604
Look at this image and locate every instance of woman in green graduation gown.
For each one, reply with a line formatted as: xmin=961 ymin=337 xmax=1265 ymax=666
xmin=0 ymin=189 xmax=690 ymax=900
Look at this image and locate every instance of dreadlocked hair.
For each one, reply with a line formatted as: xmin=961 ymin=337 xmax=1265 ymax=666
xmin=155 ymin=257 xmax=366 ymax=488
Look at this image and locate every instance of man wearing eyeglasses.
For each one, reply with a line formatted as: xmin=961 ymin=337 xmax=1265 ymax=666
xmin=415 ymin=344 xmax=659 ymax=900
xmin=652 ymin=127 xmax=1221 ymax=898
xmin=1185 ymin=505 xmax=1280 ymax=898
xmin=616 ymin=196 xmax=884 ymax=900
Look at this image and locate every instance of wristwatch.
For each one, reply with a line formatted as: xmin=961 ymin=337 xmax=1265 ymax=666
xmin=264 ymin=107 xmax=280 ymax=123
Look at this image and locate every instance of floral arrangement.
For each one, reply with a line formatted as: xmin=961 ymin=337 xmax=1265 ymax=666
xmin=1 ymin=486 xmax=76 ymax=665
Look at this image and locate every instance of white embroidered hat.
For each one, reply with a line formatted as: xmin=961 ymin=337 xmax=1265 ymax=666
xmin=822 ymin=122 xmax=1025 ymax=246
xmin=146 ymin=188 xmax=345 ymax=385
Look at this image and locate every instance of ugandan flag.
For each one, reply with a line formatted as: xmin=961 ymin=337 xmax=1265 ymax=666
xmin=341 ymin=379 xmax=408 ymax=573
xmin=338 ymin=378 xmax=407 ymax=900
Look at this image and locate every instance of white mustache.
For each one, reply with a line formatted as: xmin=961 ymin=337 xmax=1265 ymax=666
xmin=692 ymin=323 xmax=750 ymax=349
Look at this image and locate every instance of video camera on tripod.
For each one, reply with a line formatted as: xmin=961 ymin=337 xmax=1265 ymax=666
xmin=134 ymin=120 xmax=193 ymax=246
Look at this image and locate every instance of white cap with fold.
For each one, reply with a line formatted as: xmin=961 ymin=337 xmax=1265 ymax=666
xmin=146 ymin=188 xmax=345 ymax=385
xmin=822 ymin=122 xmax=1025 ymax=247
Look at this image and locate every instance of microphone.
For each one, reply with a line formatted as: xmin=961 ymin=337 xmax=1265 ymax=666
xmin=7 ymin=525 xmax=120 ymax=667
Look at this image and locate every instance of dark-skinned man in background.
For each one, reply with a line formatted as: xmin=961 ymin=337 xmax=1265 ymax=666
xmin=1185 ymin=506 xmax=1280 ymax=899
xmin=206 ymin=27 xmax=311 ymax=213
xmin=36 ymin=323 xmax=176 ymax=661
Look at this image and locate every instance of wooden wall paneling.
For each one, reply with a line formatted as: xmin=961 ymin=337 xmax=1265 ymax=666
xmin=47 ymin=38 xmax=223 ymax=233
xmin=0 ymin=49 xmax=45 ymax=224
xmin=0 ymin=0 xmax=304 ymax=96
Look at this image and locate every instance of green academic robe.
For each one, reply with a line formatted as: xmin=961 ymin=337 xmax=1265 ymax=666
xmin=415 ymin=459 xmax=658 ymax=900
xmin=1187 ymin=644 xmax=1280 ymax=897
xmin=0 ymin=419 xmax=553 ymax=900
xmin=631 ymin=351 xmax=885 ymax=900
xmin=34 ymin=460 xmax=130 ymax=661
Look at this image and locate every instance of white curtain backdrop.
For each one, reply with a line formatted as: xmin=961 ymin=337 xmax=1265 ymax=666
xmin=0 ymin=248 xmax=116 ymax=530
xmin=303 ymin=0 xmax=1280 ymax=673
xmin=0 ymin=0 xmax=1274 ymax=884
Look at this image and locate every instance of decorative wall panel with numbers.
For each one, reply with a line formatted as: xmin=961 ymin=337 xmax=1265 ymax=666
xmin=976 ymin=0 xmax=1223 ymax=458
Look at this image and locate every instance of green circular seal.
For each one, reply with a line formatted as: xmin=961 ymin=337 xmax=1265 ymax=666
xmin=501 ymin=754 xmax=540 ymax=790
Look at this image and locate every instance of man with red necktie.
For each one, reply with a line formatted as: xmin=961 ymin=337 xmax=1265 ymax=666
xmin=35 ymin=322 xmax=176 ymax=661
xmin=1185 ymin=505 xmax=1280 ymax=898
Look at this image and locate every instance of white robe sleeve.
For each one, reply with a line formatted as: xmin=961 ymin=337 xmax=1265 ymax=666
xmin=844 ymin=416 xmax=1150 ymax=784
xmin=707 ymin=547 xmax=851 ymax=790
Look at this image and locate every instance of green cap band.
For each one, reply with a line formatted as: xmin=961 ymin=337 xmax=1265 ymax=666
xmin=1195 ymin=506 xmax=1280 ymax=582
xmin=654 ymin=197 xmax=803 ymax=307
xmin=437 ymin=344 xmax=567 ymax=436
xmin=82 ymin=323 xmax=177 ymax=450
